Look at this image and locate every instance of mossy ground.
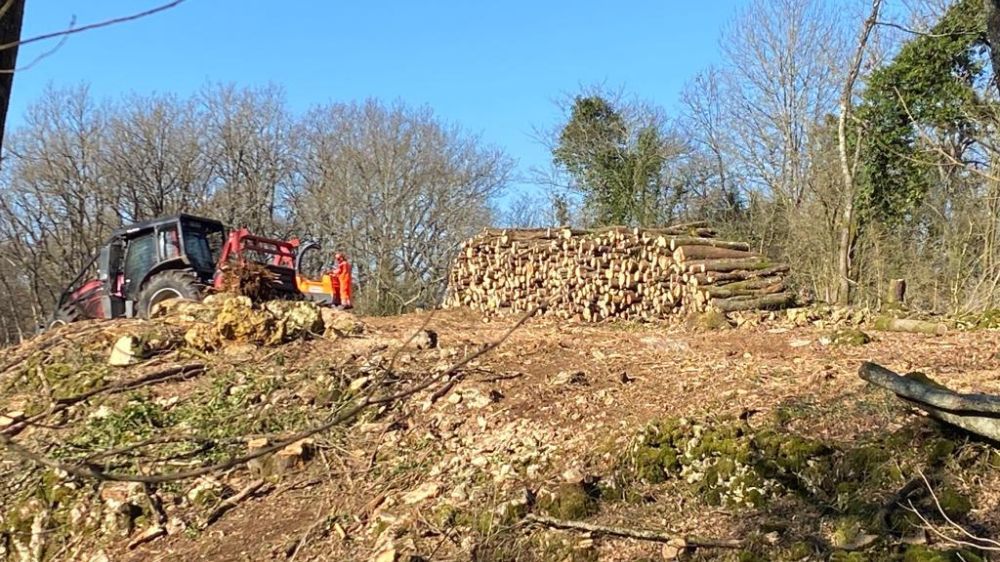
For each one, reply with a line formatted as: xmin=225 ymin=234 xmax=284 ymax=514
xmin=603 ymin=409 xmax=993 ymax=561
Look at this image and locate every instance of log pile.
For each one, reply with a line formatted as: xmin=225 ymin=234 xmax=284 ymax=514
xmin=444 ymin=222 xmax=795 ymax=322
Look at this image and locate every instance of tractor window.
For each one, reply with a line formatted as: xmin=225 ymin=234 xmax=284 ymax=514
xmin=183 ymin=222 xmax=223 ymax=273
xmin=159 ymin=225 xmax=181 ymax=260
xmin=123 ymin=231 xmax=156 ymax=296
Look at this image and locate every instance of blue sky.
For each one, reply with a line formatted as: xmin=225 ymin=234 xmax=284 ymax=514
xmin=10 ymin=1 xmax=742 ymax=202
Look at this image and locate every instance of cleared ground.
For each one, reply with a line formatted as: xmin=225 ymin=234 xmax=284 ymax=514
xmin=2 ymin=306 xmax=999 ymax=561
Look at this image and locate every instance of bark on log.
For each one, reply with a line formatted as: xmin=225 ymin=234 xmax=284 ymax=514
xmin=705 ymin=282 xmax=786 ymax=299
xmin=858 ymin=362 xmax=1000 ymax=441
xmin=673 ymin=246 xmax=752 ymax=262
xmin=711 ymin=292 xmax=794 ymax=312
xmin=686 ymin=257 xmax=772 ymax=274
xmin=873 ymin=316 xmax=947 ymax=335
xmin=667 ymin=237 xmax=751 ymax=252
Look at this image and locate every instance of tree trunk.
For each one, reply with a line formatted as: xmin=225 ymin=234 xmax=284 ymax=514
xmin=986 ymin=0 xmax=1000 ymax=98
xmin=887 ymin=278 xmax=906 ymax=305
xmin=0 ymin=0 xmax=26 ymax=159
xmin=836 ymin=0 xmax=882 ymax=305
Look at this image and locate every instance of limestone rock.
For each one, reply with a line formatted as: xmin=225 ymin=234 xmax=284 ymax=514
xmin=0 ymin=410 xmax=24 ymax=428
xmin=551 ymin=370 xmax=587 ymax=385
xmin=412 ymin=329 xmax=438 ymax=350
xmin=402 ymin=482 xmax=441 ymax=505
xmin=266 ymin=300 xmax=325 ymax=339
xmin=274 ymin=438 xmax=315 ymax=474
xmin=109 ymin=336 xmax=144 ymax=366
xmin=322 ymin=308 xmax=364 ymax=336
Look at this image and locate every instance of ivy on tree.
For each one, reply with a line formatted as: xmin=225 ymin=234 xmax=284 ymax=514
xmin=552 ymin=95 xmax=668 ymax=227
xmin=857 ymin=0 xmax=988 ymax=222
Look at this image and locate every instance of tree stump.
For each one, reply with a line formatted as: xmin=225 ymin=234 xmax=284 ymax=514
xmin=887 ymin=278 xmax=906 ymax=306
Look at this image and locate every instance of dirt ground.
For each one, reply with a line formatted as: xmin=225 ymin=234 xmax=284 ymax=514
xmin=3 ymin=307 xmax=1000 ymax=562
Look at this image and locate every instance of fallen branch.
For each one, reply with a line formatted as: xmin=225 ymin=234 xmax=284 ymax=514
xmin=873 ymin=316 xmax=947 ymax=335
xmin=126 ymin=526 xmax=166 ymax=550
xmin=859 ymin=362 xmax=1000 ymax=441
xmin=2 ymin=363 xmax=205 ymax=436
xmin=911 ymin=468 xmax=1000 ymax=551
xmin=524 ymin=513 xmax=743 ymax=549
xmin=0 ymin=307 xmax=540 ymax=483
xmin=205 ymin=479 xmax=270 ymax=526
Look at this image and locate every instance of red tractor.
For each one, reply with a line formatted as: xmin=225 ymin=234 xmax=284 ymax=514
xmin=48 ymin=213 xmax=349 ymax=328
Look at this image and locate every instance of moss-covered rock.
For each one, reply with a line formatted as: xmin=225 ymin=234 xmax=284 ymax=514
xmin=537 ymin=483 xmax=598 ymax=519
xmin=827 ymin=328 xmax=872 ymax=346
xmin=901 ymin=545 xmax=984 ymax=562
xmin=624 ymin=417 xmax=832 ymax=508
xmin=687 ymin=310 xmax=731 ymax=331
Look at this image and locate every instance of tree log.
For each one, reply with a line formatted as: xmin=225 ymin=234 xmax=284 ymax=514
xmin=705 ymin=282 xmax=786 ymax=299
xmin=858 ymin=362 xmax=1000 ymax=441
xmin=873 ymin=316 xmax=947 ymax=335
xmin=667 ymin=237 xmax=751 ymax=252
xmin=711 ymin=292 xmax=794 ymax=312
xmin=673 ymin=246 xmax=752 ymax=262
xmin=686 ymin=257 xmax=772 ymax=274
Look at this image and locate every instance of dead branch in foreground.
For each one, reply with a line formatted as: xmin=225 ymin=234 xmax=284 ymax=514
xmin=904 ymin=468 xmax=1000 ymax=552
xmin=205 ymin=479 xmax=271 ymax=526
xmin=524 ymin=513 xmax=744 ymax=549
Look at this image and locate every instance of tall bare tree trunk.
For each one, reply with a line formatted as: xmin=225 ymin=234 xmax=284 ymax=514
xmin=837 ymin=0 xmax=882 ymax=305
xmin=986 ymin=1 xmax=1000 ymax=97
xmin=0 ymin=0 xmax=26 ymax=159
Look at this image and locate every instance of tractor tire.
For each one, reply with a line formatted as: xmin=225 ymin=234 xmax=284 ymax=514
xmin=137 ymin=270 xmax=205 ymax=319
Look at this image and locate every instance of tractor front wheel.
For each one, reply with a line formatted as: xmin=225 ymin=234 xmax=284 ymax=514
xmin=137 ymin=270 xmax=204 ymax=318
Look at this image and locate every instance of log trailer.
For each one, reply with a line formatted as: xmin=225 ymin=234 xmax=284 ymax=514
xmin=48 ymin=213 xmax=346 ymax=328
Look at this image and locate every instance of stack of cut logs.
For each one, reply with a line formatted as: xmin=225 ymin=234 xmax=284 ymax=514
xmin=444 ymin=222 xmax=794 ymax=322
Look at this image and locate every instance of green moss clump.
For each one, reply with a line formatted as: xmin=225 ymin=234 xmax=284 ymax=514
xmin=780 ymin=542 xmax=814 ymax=561
xmin=432 ymin=503 xmax=460 ymax=527
xmin=828 ymin=552 xmax=868 ymax=562
xmin=829 ymin=328 xmax=872 ymax=346
xmin=934 ymin=485 xmax=972 ymax=519
xmin=624 ymin=417 xmax=832 ymax=509
xmin=538 ymin=483 xmax=598 ymax=519
xmin=902 ymin=545 xmax=983 ymax=562
xmin=687 ymin=310 xmax=731 ymax=331
xmin=830 ymin=517 xmax=864 ymax=549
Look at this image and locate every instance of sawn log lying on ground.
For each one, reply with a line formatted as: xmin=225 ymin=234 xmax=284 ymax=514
xmin=859 ymin=361 xmax=1000 ymax=441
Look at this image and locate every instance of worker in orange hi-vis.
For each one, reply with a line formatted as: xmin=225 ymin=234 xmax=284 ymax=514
xmin=333 ymin=253 xmax=353 ymax=309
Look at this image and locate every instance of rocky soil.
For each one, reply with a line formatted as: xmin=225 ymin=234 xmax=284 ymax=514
xmin=1 ymin=298 xmax=999 ymax=562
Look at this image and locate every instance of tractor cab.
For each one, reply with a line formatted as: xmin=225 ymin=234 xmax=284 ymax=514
xmin=48 ymin=213 xmax=348 ymax=329
xmin=51 ymin=214 xmax=225 ymax=325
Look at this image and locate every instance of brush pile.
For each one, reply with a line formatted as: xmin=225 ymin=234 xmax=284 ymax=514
xmin=444 ymin=222 xmax=796 ymax=321
xmin=217 ymin=261 xmax=282 ymax=302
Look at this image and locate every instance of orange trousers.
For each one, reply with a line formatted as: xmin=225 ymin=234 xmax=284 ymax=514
xmin=329 ymin=263 xmax=352 ymax=306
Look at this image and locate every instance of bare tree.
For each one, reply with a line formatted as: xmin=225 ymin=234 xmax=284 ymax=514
xmin=290 ymin=99 xmax=512 ymax=314
xmin=103 ymin=93 xmax=214 ymax=222
xmin=0 ymin=1 xmax=186 ymax=159
xmin=836 ymin=0 xmax=884 ymax=305
xmin=718 ymin=0 xmax=847 ymax=207
xmin=200 ymin=84 xmax=297 ymax=234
